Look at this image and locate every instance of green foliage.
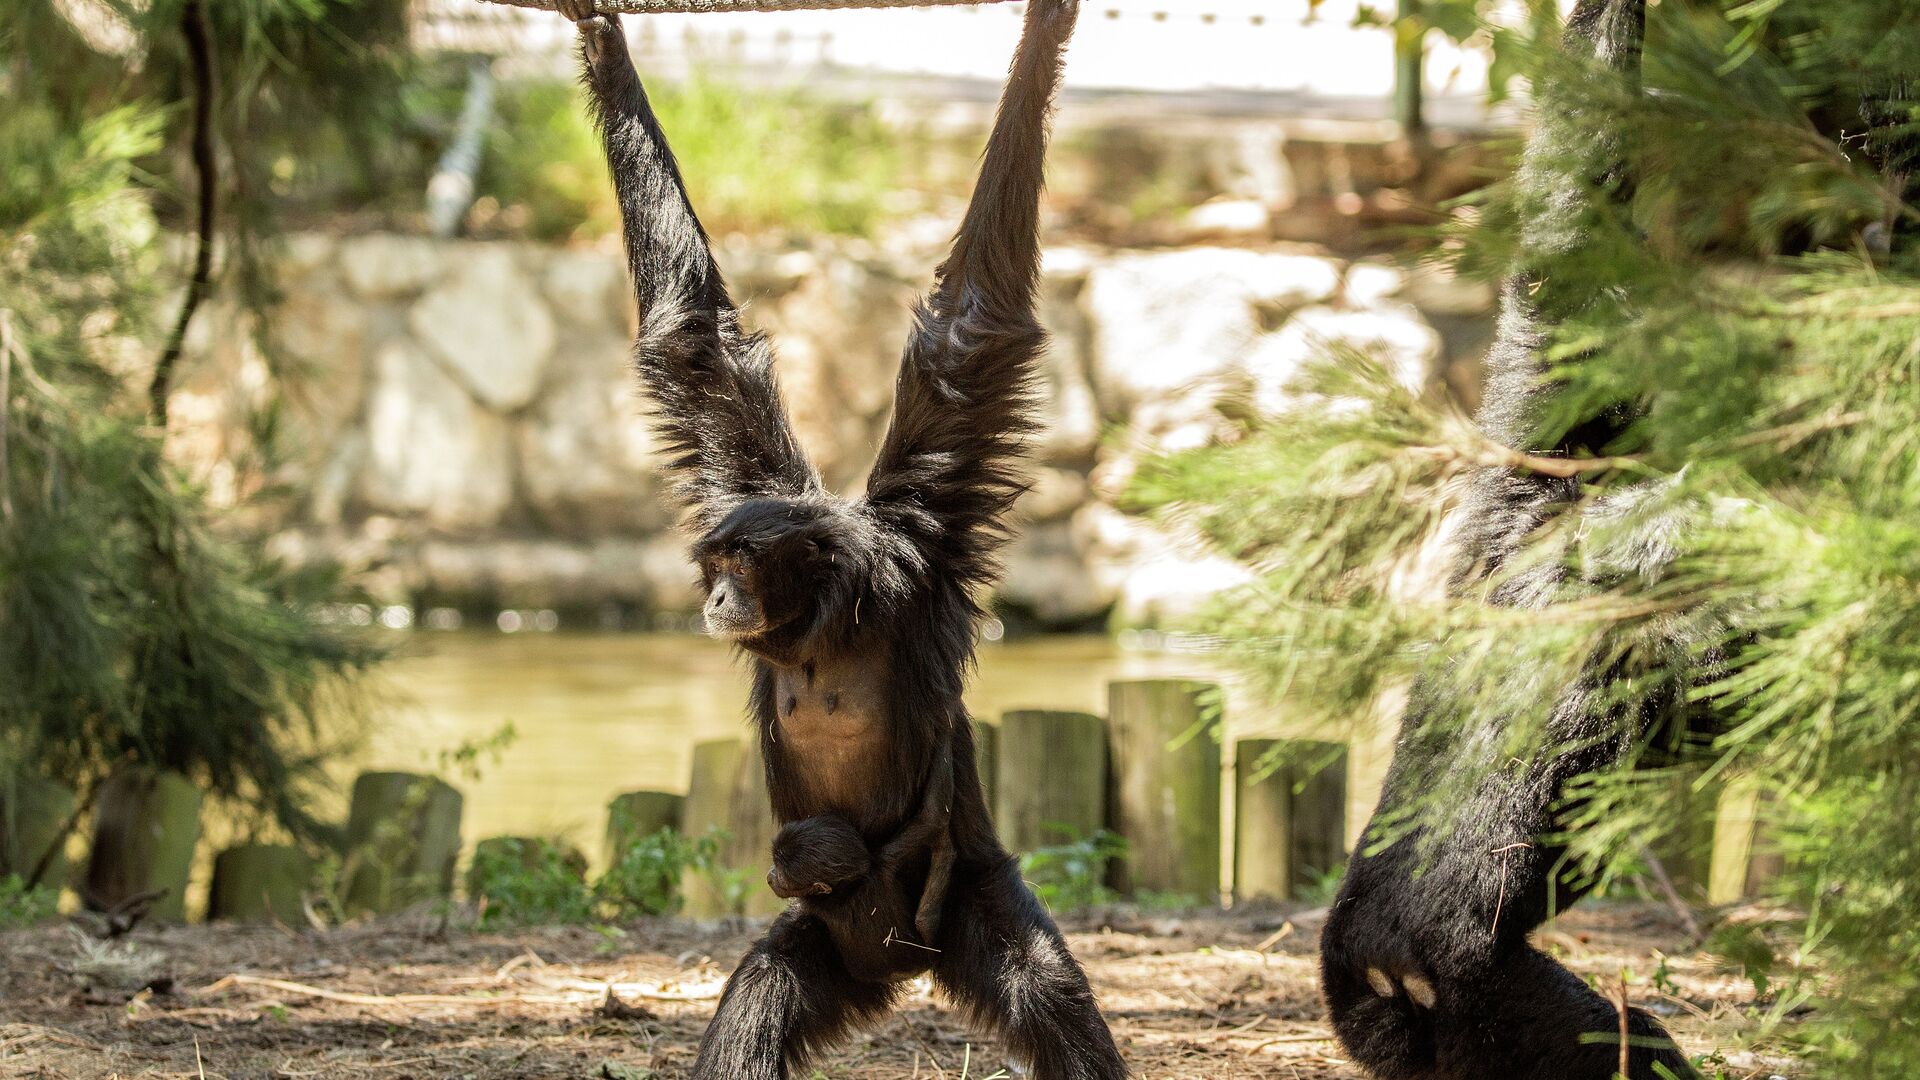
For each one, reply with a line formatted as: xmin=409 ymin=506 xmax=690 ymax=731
xmin=1133 ymin=2 xmax=1920 ymax=1072
xmin=468 ymin=837 xmax=595 ymax=927
xmin=596 ymin=827 xmax=722 ymax=920
xmin=460 ymin=827 xmax=722 ymax=926
xmin=0 ymin=874 xmax=59 ymax=930
xmin=1019 ymin=827 xmax=1127 ymax=912
xmin=1 ymin=0 xmax=391 ymax=845
xmin=482 ymin=76 xmax=904 ymax=241
xmin=1293 ymin=860 xmax=1348 ymax=907
xmin=1706 ymin=922 xmax=1778 ymax=998
xmin=481 ymin=79 xmax=624 ymax=242
xmin=436 ymin=722 xmax=519 ymax=784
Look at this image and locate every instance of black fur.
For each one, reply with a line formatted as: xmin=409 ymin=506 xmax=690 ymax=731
xmin=564 ymin=0 xmax=1123 ymax=1075
xmin=769 ymin=812 xmax=940 ymax=983
xmin=1319 ymin=3 xmax=1699 ymax=1079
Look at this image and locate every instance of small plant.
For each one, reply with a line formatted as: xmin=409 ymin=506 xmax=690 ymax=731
xmin=467 ymin=837 xmax=593 ymax=927
xmin=434 ymin=722 xmax=518 ymax=784
xmin=1019 ymin=826 xmax=1128 ymax=912
xmin=1650 ymin=950 xmax=1680 ymax=997
xmin=697 ymin=863 xmax=761 ymax=920
xmin=1294 ymin=860 xmax=1348 ymax=906
xmin=1706 ymin=922 xmax=1777 ymax=999
xmin=0 ymin=874 xmax=58 ymax=930
xmin=596 ymin=827 xmax=722 ymax=920
xmin=482 ymin=77 xmax=905 ymax=241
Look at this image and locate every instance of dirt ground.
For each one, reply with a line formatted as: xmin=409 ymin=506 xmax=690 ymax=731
xmin=0 ymin=901 xmax=1794 ymax=1079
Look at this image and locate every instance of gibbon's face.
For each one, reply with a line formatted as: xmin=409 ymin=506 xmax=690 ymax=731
xmin=692 ymin=499 xmax=850 ymax=645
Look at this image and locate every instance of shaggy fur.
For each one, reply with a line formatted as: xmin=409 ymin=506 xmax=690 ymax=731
xmin=1319 ymin=4 xmax=1699 ymax=1078
xmin=768 ymin=808 xmax=948 ymax=983
xmin=564 ymin=0 xmax=1124 ymax=1075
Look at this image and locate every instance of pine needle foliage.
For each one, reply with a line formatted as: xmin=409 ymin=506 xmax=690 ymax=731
xmin=0 ymin=2 xmax=399 ymax=847
xmin=1136 ymin=2 xmax=1920 ymax=1071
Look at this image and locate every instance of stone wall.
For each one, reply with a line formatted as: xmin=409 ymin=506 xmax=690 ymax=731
xmin=170 ymin=232 xmax=1492 ymax=629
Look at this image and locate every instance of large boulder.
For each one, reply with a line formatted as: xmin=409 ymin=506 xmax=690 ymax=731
xmin=1074 ymin=503 xmax=1252 ymax=629
xmin=997 ymin=522 xmax=1114 ymax=625
xmin=411 ymin=537 xmax=700 ymax=612
xmin=750 ymin=255 xmax=916 ymax=489
xmin=166 ymin=300 xmax=270 ymax=507
xmin=340 ymin=234 xmax=445 ymax=301
xmin=1245 ymin=304 xmax=1441 ymax=417
xmin=1035 ymin=249 xmax=1103 ymax=466
xmin=1014 ymin=466 xmax=1090 ymax=525
xmin=409 ymin=246 xmax=555 ymax=412
xmin=272 ymin=283 xmax=373 ymax=480
xmin=515 ymin=337 xmax=671 ymax=538
xmin=359 ymin=339 xmax=515 ymax=530
xmin=1084 ymin=247 xmax=1342 ymax=419
xmin=542 ymin=249 xmax=628 ymax=332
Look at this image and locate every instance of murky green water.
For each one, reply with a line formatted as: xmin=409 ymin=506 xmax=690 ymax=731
xmin=342 ymin=632 xmax=1229 ymax=868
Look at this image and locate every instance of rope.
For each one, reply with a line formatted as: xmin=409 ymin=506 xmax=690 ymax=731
xmin=479 ymin=0 xmax=1017 ymax=13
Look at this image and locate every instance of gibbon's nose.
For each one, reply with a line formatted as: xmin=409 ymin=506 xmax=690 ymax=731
xmin=708 ymin=586 xmax=727 ymax=611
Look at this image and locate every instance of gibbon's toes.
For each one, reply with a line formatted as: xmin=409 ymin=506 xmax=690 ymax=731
xmin=1402 ymin=973 xmax=1438 ymax=1009
xmin=1362 ymin=966 xmax=1439 ymax=1008
xmin=557 ymin=0 xmax=593 ymax=22
xmin=1365 ymin=967 xmax=1397 ymax=998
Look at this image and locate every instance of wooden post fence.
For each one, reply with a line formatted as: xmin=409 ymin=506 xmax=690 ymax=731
xmin=1106 ymin=680 xmax=1221 ymax=901
xmin=996 ymin=710 xmax=1107 ymax=853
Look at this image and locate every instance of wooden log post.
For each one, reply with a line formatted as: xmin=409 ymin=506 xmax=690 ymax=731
xmin=1648 ymin=773 xmax=1718 ymax=904
xmin=727 ymin=739 xmax=781 ymax=917
xmin=1233 ymin=739 xmax=1349 ymax=902
xmin=0 ymin=772 xmax=76 ymax=886
xmin=1107 ymin=680 xmax=1222 ymax=901
xmin=972 ymin=719 xmax=999 ymax=820
xmin=1709 ymin=781 xmax=1781 ymax=905
xmin=680 ymin=738 xmax=779 ymax=917
xmin=341 ymin=771 xmax=464 ymax=915
xmin=209 ymin=844 xmax=315 ymax=924
xmin=82 ymin=767 xmax=202 ymax=922
xmin=679 ymin=739 xmax=743 ymax=918
xmin=996 ymin=710 xmax=1107 ymax=854
xmin=605 ymin=790 xmax=686 ymax=865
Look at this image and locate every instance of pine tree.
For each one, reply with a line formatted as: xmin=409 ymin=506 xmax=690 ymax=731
xmin=0 ymin=1 xmax=411 ymax=864
xmin=1136 ymin=2 xmax=1920 ymax=1072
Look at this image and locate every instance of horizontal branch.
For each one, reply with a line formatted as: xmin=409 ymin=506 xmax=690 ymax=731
xmin=1412 ymin=431 xmax=1645 ymax=480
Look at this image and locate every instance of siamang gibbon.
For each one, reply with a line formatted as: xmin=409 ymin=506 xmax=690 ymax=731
xmin=559 ymin=0 xmax=1126 ymax=1076
xmin=1319 ymin=3 xmax=1696 ymax=1078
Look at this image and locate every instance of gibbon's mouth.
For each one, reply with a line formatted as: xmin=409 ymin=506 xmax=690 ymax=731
xmin=702 ymin=610 xmax=767 ymax=640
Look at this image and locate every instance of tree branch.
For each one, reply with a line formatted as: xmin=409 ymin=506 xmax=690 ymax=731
xmin=149 ymin=0 xmax=217 ymax=428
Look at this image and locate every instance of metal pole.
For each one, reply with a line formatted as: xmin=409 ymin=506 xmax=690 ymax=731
xmin=1394 ymin=0 xmax=1425 ymax=136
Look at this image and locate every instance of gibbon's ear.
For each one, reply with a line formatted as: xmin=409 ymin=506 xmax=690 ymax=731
xmin=796 ymin=531 xmax=837 ymax=563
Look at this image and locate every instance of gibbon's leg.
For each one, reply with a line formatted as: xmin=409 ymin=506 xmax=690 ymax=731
xmin=691 ymin=907 xmax=899 ymax=1080
xmin=933 ymin=857 xmax=1126 ymax=1080
xmin=1320 ymin=767 xmax=1697 ymax=1080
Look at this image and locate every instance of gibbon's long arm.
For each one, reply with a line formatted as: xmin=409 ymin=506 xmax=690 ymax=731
xmin=573 ymin=8 xmax=819 ymax=529
xmin=861 ymin=0 xmax=1077 ymax=588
